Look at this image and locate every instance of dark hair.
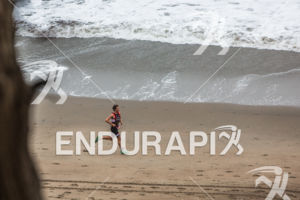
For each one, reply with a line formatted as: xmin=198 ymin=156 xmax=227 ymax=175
xmin=112 ymin=104 xmax=119 ymax=111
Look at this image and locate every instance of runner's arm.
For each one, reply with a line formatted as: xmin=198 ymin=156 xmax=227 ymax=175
xmin=105 ymin=114 xmax=115 ymax=126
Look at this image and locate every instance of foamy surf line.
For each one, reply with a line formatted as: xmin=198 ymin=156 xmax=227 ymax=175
xmin=14 ymin=0 xmax=300 ymax=52
xmin=16 ymin=37 xmax=300 ymax=107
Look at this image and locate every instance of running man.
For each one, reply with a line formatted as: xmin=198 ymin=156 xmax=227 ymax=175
xmin=95 ymin=104 xmax=126 ymax=154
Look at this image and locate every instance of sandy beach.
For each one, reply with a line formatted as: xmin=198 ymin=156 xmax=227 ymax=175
xmin=29 ymin=96 xmax=300 ymax=200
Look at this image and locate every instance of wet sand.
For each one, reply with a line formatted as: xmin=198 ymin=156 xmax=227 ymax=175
xmin=30 ymin=96 xmax=300 ymax=200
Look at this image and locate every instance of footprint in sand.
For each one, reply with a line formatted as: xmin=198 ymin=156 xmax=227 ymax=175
xmin=81 ymin=165 xmax=88 ymax=167
xmin=52 ymin=162 xmax=60 ymax=165
xmin=57 ymin=194 xmax=64 ymax=198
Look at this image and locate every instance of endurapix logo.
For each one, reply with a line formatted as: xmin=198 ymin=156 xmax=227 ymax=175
xmin=248 ymin=166 xmax=291 ymax=200
xmin=56 ymin=125 xmax=244 ymax=156
xmin=29 ymin=60 xmax=67 ymax=104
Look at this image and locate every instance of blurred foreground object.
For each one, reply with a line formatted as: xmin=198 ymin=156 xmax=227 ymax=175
xmin=0 ymin=1 xmax=43 ymax=199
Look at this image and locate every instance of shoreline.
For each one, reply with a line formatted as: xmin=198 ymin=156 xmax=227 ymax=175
xmin=44 ymin=93 xmax=300 ymax=114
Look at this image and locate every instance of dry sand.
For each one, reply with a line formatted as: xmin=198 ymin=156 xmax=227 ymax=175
xmin=30 ymin=96 xmax=300 ymax=200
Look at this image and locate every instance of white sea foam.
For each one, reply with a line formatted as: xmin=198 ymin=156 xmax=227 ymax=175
xmin=191 ymin=68 xmax=300 ymax=106
xmin=65 ymin=68 xmax=300 ymax=106
xmin=14 ymin=0 xmax=300 ymax=52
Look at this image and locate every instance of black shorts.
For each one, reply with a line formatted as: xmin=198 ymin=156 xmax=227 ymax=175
xmin=111 ymin=126 xmax=120 ymax=137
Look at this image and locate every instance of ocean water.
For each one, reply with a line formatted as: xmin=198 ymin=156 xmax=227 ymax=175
xmin=13 ymin=1 xmax=300 ymax=106
xmin=15 ymin=0 xmax=300 ymax=52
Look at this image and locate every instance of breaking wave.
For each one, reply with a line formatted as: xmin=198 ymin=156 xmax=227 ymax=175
xmin=14 ymin=0 xmax=300 ymax=52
